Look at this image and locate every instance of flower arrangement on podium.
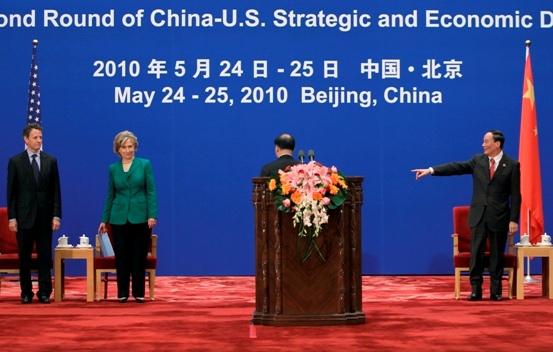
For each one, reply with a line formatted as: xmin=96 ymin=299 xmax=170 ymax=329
xmin=267 ymin=161 xmax=348 ymax=262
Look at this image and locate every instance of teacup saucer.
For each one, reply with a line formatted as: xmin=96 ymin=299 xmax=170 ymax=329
xmin=515 ymin=243 xmax=531 ymax=247
xmin=76 ymin=244 xmax=92 ymax=248
xmin=56 ymin=244 xmax=73 ymax=248
xmin=538 ymin=243 xmax=553 ymax=247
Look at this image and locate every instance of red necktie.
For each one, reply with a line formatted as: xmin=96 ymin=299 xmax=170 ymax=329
xmin=489 ymin=158 xmax=495 ymax=179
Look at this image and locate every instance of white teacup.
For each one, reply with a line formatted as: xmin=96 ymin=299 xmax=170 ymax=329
xmin=520 ymin=234 xmax=530 ymax=246
xmin=79 ymin=235 xmax=89 ymax=246
xmin=58 ymin=235 xmax=68 ymax=247
xmin=542 ymin=234 xmax=551 ymax=245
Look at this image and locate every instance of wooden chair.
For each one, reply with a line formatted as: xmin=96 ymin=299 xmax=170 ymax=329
xmin=94 ymin=226 xmax=158 ymax=301
xmin=452 ymin=206 xmax=516 ymax=299
xmin=0 ymin=207 xmax=40 ymax=294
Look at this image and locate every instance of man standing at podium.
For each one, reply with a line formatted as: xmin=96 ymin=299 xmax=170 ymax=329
xmin=412 ymin=130 xmax=521 ymax=302
xmin=259 ymin=133 xmax=300 ymax=177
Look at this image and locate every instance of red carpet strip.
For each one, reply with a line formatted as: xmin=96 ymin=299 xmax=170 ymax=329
xmin=0 ymin=276 xmax=552 ymax=351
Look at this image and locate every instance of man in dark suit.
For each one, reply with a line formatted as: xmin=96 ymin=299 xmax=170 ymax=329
xmin=412 ymin=130 xmax=521 ymax=302
xmin=7 ymin=123 xmax=62 ymax=304
xmin=259 ymin=133 xmax=300 ymax=177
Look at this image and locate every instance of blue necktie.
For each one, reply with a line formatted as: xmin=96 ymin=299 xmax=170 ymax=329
xmin=31 ymin=154 xmax=40 ymax=183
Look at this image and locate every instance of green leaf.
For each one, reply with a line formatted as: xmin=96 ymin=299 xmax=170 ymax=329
xmin=328 ymin=190 xmax=347 ymax=209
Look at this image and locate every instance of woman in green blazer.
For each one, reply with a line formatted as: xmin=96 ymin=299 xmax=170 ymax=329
xmin=98 ymin=130 xmax=157 ymax=303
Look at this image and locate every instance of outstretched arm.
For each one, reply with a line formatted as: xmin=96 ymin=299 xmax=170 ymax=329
xmin=411 ymin=168 xmax=432 ymax=180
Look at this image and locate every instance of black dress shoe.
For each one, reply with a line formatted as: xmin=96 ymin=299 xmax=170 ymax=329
xmin=490 ymin=294 xmax=503 ymax=301
xmin=21 ymin=296 xmax=32 ymax=304
xmin=38 ymin=296 xmax=51 ymax=304
xmin=135 ymin=297 xmax=145 ymax=303
xmin=467 ymin=293 xmax=482 ymax=301
xmin=118 ymin=297 xmax=128 ymax=303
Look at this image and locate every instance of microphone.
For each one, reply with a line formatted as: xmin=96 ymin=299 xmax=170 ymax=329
xmin=308 ymin=149 xmax=315 ymax=161
xmin=298 ymin=150 xmax=305 ymax=164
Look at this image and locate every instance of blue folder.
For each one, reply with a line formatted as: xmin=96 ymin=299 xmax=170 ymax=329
xmin=98 ymin=233 xmax=115 ymax=257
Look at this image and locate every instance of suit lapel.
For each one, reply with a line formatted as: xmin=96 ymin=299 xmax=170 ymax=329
xmin=119 ymin=159 xmax=139 ymax=189
xmin=37 ymin=153 xmax=49 ymax=187
xmin=126 ymin=158 xmax=139 ymax=178
xmin=488 ymin=153 xmax=510 ymax=181
xmin=494 ymin=155 xmax=509 ymax=179
xmin=20 ymin=152 xmax=38 ymax=187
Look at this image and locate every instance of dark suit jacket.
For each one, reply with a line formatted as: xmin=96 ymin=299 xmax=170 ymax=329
xmin=433 ymin=153 xmax=521 ymax=232
xmin=259 ymin=155 xmax=300 ymax=177
xmin=101 ymin=158 xmax=157 ymax=225
xmin=7 ymin=151 xmax=62 ymax=229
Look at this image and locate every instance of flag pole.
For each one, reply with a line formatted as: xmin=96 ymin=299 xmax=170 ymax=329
xmin=27 ymin=38 xmax=41 ymax=126
xmin=524 ymin=208 xmax=539 ymax=283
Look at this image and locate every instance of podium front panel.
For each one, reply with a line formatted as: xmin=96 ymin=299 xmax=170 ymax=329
xmin=252 ymin=176 xmax=365 ymax=326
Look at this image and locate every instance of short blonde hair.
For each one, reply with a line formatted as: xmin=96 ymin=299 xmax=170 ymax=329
xmin=113 ymin=130 xmax=138 ymax=156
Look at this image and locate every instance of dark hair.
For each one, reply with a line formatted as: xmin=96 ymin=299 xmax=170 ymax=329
xmin=274 ymin=133 xmax=295 ymax=150
xmin=23 ymin=123 xmax=42 ymax=138
xmin=488 ymin=129 xmax=505 ymax=149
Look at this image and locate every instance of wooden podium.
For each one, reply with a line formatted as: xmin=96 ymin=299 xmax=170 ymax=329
xmin=251 ymin=176 xmax=365 ymax=326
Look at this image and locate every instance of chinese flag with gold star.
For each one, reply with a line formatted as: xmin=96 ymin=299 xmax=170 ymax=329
xmin=519 ymin=46 xmax=544 ymax=244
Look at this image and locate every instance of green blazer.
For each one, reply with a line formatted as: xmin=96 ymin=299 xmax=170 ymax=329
xmin=101 ymin=157 xmax=157 ymax=225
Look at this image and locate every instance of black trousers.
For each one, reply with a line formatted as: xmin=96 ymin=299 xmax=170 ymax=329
xmin=17 ymin=212 xmax=53 ymax=298
xmin=110 ymin=222 xmax=151 ymax=298
xmin=469 ymin=220 xmax=508 ymax=296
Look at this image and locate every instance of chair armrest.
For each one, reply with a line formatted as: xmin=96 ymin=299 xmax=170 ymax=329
xmin=507 ymin=233 xmax=515 ymax=255
xmin=95 ymin=235 xmax=101 ymax=257
xmin=451 ymin=234 xmax=459 ymax=256
xmin=150 ymin=234 xmax=158 ymax=257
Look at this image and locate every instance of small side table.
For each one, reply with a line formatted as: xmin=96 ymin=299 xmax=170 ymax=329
xmin=54 ymin=247 xmax=94 ymax=302
xmin=516 ymin=245 xmax=553 ymax=299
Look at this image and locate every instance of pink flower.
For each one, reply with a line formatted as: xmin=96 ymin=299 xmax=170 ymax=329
xmin=269 ymin=160 xmax=347 ymax=243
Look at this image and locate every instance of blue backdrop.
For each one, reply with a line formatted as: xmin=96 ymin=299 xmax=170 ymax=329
xmin=1 ymin=1 xmax=552 ymax=275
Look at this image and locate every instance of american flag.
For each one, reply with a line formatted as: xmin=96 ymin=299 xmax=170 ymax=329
xmin=27 ymin=40 xmax=42 ymax=126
